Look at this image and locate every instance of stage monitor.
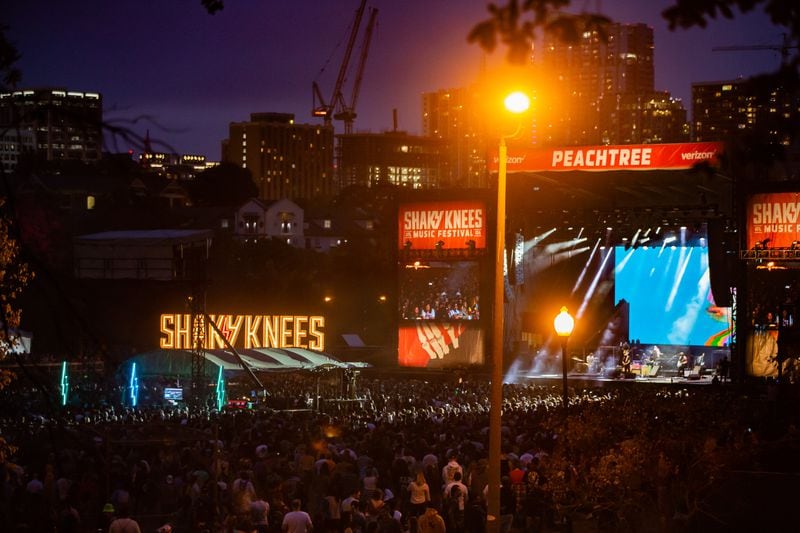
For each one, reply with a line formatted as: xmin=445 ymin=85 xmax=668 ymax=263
xmin=614 ymin=245 xmax=732 ymax=347
xmin=164 ymin=387 xmax=183 ymax=401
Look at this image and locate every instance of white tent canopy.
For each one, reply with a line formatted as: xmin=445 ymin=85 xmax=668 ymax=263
xmin=129 ymin=347 xmax=369 ymax=377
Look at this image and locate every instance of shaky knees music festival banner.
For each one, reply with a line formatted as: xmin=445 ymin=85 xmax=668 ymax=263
xmin=746 ymin=192 xmax=800 ymax=249
xmin=488 ymin=142 xmax=723 ymax=173
xmin=398 ymin=200 xmax=486 ymax=250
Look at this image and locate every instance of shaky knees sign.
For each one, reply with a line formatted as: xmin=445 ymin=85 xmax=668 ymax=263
xmin=399 ymin=201 xmax=486 ymax=250
xmin=160 ymin=314 xmax=325 ymax=351
xmin=746 ymin=192 xmax=800 ymax=249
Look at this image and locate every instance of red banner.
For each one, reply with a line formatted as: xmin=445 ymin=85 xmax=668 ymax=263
xmin=746 ymin=192 xmax=800 ymax=249
xmin=488 ymin=142 xmax=723 ymax=173
xmin=398 ymin=322 xmax=484 ymax=367
xmin=398 ymin=200 xmax=486 ymax=250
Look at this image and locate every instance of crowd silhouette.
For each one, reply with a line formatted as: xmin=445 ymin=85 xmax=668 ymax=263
xmin=0 ymin=373 xmax=798 ymax=532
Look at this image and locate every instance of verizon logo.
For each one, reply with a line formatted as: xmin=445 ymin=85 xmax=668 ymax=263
xmin=680 ymin=151 xmax=716 ymax=161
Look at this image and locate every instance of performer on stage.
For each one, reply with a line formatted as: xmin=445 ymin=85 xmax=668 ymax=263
xmin=650 ymin=345 xmax=662 ymax=363
xmin=677 ymin=352 xmax=689 ymax=375
xmin=620 ymin=340 xmax=632 ymax=376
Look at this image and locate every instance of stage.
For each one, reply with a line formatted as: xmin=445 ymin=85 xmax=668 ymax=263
xmin=517 ymin=370 xmax=719 ymax=387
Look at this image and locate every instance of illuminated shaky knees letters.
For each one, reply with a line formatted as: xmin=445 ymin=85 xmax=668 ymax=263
xmin=160 ymin=314 xmax=325 ymax=351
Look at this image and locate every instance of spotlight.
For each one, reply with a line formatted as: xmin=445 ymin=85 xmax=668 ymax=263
xmin=435 ymin=240 xmax=445 ymax=251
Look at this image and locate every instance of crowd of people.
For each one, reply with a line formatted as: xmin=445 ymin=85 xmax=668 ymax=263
xmin=0 ymin=372 xmax=798 ymax=533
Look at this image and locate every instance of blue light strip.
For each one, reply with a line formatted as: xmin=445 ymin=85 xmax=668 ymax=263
xmin=60 ymin=361 xmax=69 ymax=406
xmin=130 ymin=362 xmax=139 ymax=407
xmin=215 ymin=365 xmax=225 ymax=411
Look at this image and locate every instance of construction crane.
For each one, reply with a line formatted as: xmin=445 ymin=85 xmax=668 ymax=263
xmin=712 ymin=33 xmax=798 ymax=67
xmin=312 ymin=0 xmax=368 ymax=128
xmin=334 ymin=7 xmax=378 ymax=134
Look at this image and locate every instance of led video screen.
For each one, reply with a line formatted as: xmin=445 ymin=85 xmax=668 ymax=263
xmin=399 ymin=261 xmax=480 ymax=321
xmin=614 ymin=246 xmax=732 ymax=347
xmin=398 ymin=322 xmax=485 ymax=367
xmin=164 ymin=387 xmax=183 ymax=401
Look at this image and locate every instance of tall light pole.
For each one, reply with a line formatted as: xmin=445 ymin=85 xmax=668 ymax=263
xmin=554 ymin=306 xmax=575 ymax=415
xmin=487 ymin=90 xmax=530 ymax=533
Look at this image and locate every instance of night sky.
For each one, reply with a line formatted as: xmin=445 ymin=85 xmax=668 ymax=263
xmin=5 ymin=0 xmax=783 ymax=158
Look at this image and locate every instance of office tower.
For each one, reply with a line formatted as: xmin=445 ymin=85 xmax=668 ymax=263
xmin=0 ymin=127 xmax=35 ymax=173
xmin=539 ymin=22 xmax=685 ymax=145
xmin=0 ymin=88 xmax=103 ymax=163
xmin=692 ymin=79 xmax=799 ymax=145
xmin=337 ymin=130 xmax=447 ymax=189
xmin=222 ymin=112 xmax=334 ymax=200
xmin=422 ymin=87 xmax=488 ymax=187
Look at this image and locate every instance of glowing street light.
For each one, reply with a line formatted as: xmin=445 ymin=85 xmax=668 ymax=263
xmin=488 ymin=90 xmax=530 ymax=533
xmin=554 ymin=306 xmax=575 ymax=414
xmin=504 ymin=91 xmax=531 ymax=114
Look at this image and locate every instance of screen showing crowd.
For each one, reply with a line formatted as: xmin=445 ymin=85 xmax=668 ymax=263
xmin=399 ymin=261 xmax=480 ymax=321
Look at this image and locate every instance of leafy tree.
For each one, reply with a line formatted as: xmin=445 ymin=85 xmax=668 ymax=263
xmin=0 ymin=203 xmax=32 ymax=463
xmin=189 ymin=162 xmax=258 ymax=207
xmin=467 ymin=0 xmax=800 ymax=66
xmin=0 ymin=25 xmax=21 ymax=89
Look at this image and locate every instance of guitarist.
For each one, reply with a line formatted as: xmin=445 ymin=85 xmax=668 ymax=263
xmin=620 ymin=340 xmax=632 ymax=377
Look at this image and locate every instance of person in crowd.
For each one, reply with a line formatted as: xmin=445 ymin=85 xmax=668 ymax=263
xmin=251 ymin=495 xmax=270 ymax=533
xmin=108 ymin=503 xmax=141 ymax=533
xmin=443 ymin=471 xmax=468 ymax=505
xmin=283 ymin=498 xmax=313 ymax=533
xmin=417 ymin=503 xmax=446 ymax=533
xmin=407 ymin=470 xmax=430 ymax=520
xmin=442 ymin=454 xmax=463 ymax=485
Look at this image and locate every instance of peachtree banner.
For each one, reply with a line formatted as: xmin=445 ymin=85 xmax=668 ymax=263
xmin=398 ymin=200 xmax=486 ymax=250
xmin=746 ymin=192 xmax=800 ymax=249
xmin=489 ymin=142 xmax=723 ymax=173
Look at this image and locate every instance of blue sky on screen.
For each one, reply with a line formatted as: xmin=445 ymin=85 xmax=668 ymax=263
xmin=614 ymin=246 xmax=731 ymax=346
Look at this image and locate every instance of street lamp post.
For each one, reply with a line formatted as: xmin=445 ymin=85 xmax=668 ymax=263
xmin=487 ymin=91 xmax=530 ymax=533
xmin=554 ymin=306 xmax=575 ymax=415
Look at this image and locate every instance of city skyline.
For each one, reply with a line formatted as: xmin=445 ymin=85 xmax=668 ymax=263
xmin=6 ymin=0 xmax=783 ymax=157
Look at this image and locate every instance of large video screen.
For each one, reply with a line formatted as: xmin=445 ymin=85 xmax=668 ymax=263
xmin=614 ymin=246 xmax=732 ymax=346
xmin=399 ymin=261 xmax=480 ymax=321
xmin=398 ymin=322 xmax=485 ymax=367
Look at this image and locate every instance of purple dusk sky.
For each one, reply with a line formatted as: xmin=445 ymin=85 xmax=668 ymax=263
xmin=6 ymin=0 xmax=783 ymax=158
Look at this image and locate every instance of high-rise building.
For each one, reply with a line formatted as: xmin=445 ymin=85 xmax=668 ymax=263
xmin=692 ymin=78 xmax=799 ymax=145
xmin=421 ymin=87 xmax=488 ymax=187
xmin=222 ymin=112 xmax=334 ymax=201
xmin=0 ymin=88 xmax=103 ymax=163
xmin=0 ymin=127 xmax=36 ymax=173
xmin=338 ymin=131 xmax=447 ymax=189
xmin=538 ymin=23 xmax=685 ymax=145
xmin=639 ymin=92 xmax=690 ymax=143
